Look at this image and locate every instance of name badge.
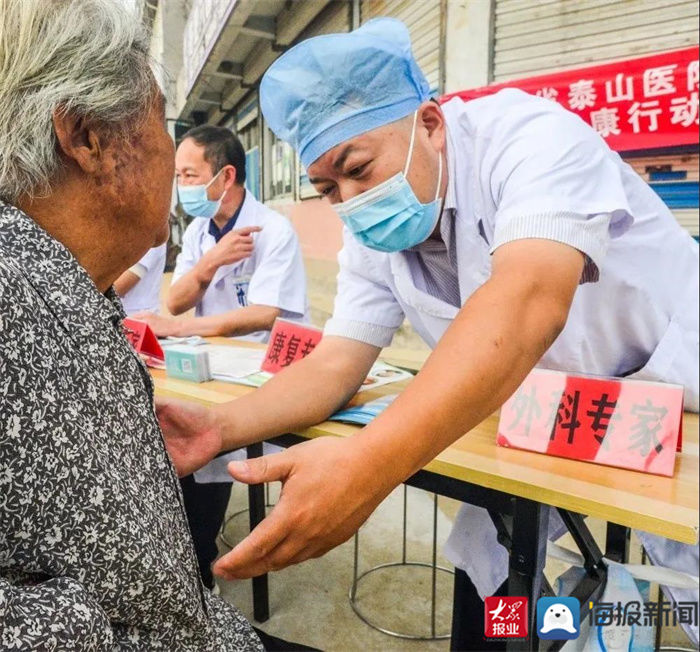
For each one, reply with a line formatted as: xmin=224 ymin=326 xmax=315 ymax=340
xmin=232 ymin=275 xmax=251 ymax=307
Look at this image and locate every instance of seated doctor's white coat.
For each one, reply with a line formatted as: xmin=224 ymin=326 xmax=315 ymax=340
xmin=173 ymin=191 xmax=309 ymax=483
xmin=120 ymin=243 xmax=167 ymax=315
xmin=172 ymin=190 xmax=309 ymax=343
xmin=324 ymin=90 xmax=699 ymax=602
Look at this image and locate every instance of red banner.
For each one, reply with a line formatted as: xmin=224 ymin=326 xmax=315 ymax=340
xmin=442 ymin=47 xmax=699 ymax=152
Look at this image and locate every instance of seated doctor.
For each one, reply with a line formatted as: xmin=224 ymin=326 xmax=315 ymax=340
xmin=155 ymin=19 xmax=699 ymax=649
xmin=114 ymin=243 xmax=167 ymax=315
xmin=135 ymin=125 xmax=308 ymax=343
xmin=137 ymin=125 xmax=308 ymax=590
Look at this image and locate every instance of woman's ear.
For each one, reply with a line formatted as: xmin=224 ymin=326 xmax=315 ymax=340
xmin=52 ymin=108 xmax=105 ymax=175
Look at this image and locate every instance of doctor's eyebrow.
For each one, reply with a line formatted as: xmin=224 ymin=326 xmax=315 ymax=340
xmin=309 ymin=145 xmax=367 ymax=184
xmin=332 ymin=144 xmax=358 ymax=172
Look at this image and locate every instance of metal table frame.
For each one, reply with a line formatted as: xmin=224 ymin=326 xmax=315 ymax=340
xmin=245 ymin=435 xmax=630 ymax=651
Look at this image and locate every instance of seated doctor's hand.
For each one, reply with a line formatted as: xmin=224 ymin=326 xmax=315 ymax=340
xmin=155 ymin=397 xmax=224 ymax=476
xmin=203 ymin=225 xmax=262 ymax=272
xmin=131 ymin=311 xmax=181 ymax=337
xmin=212 ymin=436 xmax=398 ymax=579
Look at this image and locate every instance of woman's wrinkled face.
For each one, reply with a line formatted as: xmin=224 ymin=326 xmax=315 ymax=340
xmin=306 ymin=101 xmax=446 ymax=207
xmin=114 ymin=92 xmax=174 ymax=247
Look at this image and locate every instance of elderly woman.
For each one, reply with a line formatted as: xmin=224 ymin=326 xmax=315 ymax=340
xmin=0 ymin=1 xmax=273 ymax=649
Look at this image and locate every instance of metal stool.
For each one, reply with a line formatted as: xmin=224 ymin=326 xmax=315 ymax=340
xmin=219 ymin=483 xmax=275 ymax=549
xmin=348 ymin=485 xmax=454 ymax=640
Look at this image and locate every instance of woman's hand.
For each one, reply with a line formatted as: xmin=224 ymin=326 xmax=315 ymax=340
xmin=155 ymin=398 xmax=224 ymax=476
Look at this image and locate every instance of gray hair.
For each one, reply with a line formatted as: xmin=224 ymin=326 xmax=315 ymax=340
xmin=0 ymin=0 xmax=157 ymax=204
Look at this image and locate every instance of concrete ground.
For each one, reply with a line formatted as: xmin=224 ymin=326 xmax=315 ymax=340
xmin=216 ymin=483 xmax=693 ymax=651
xmin=158 ymin=266 xmax=694 ymax=651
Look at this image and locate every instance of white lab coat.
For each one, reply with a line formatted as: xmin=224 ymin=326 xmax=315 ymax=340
xmin=120 ymin=244 xmax=167 ymax=315
xmin=324 ymin=90 xmax=699 ymax=599
xmin=173 ymin=191 xmax=308 ymax=482
xmin=172 ymin=191 xmax=309 ymax=343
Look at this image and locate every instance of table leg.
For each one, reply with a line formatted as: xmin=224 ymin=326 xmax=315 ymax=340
xmin=507 ymin=498 xmax=549 ymax=652
xmin=605 ymin=523 xmax=630 ymax=564
xmin=246 ymin=443 xmax=270 ymax=623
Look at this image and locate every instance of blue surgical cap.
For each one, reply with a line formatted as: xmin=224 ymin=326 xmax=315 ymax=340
xmin=260 ymin=18 xmax=432 ymax=168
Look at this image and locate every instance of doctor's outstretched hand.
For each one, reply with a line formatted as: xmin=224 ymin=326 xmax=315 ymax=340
xmin=213 ymin=436 xmax=396 ymax=579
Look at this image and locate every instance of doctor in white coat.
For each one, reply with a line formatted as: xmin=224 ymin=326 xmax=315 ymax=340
xmin=137 ymin=125 xmax=308 ymax=591
xmin=154 ymin=19 xmax=699 ymax=646
xmin=115 ymin=243 xmax=167 ymax=315
xmin=136 ymin=125 xmax=307 ymax=342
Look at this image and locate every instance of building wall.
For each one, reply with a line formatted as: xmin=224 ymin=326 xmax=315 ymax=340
xmin=268 ymin=198 xmax=344 ymax=264
xmin=492 ymin=0 xmax=699 ymax=81
xmin=153 ymin=0 xmax=699 ymax=320
xmin=444 ymin=0 xmax=493 ymax=91
xmin=149 ymin=0 xmax=189 ymax=123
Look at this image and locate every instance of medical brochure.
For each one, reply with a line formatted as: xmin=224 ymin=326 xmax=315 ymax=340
xmin=329 ymin=394 xmax=399 ymax=426
xmin=230 ymin=360 xmax=412 ymax=390
xmin=206 ymin=345 xmax=266 ymax=381
xmin=158 ymin=335 xmax=413 ymax=391
xmin=358 ymin=361 xmax=413 ymax=391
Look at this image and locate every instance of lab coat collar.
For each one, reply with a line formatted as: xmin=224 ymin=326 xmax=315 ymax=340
xmin=208 ymin=189 xmax=246 ymax=242
xmin=389 ymin=249 xmax=459 ymax=321
xmin=443 ymin=122 xmax=458 ymax=213
xmin=226 ymin=189 xmax=258 ymax=230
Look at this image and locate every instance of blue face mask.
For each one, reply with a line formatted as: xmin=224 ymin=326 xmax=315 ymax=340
xmin=333 ymin=112 xmax=443 ymax=253
xmin=177 ymin=169 xmax=225 ymax=219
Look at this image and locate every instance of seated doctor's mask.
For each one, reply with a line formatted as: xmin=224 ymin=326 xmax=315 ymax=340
xmin=177 ymin=167 xmax=232 ymax=220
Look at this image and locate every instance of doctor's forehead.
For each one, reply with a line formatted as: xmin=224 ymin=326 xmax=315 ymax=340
xmin=307 ymin=119 xmax=411 ymax=177
xmin=175 ymin=137 xmax=209 ymax=171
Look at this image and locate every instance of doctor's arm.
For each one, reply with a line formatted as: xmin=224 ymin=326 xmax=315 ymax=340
xmin=167 ymin=226 xmax=261 ymax=315
xmin=212 ymin=238 xmax=584 ymax=579
xmin=139 ymin=304 xmax=282 ymax=338
xmin=113 ymin=268 xmax=141 ymax=297
xmin=156 ymin=334 xmax=379 ymax=476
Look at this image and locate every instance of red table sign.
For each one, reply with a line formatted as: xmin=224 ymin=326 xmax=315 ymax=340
xmin=497 ymin=369 xmax=684 ymax=477
xmin=261 ymin=319 xmax=322 ymax=373
xmin=122 ymin=318 xmax=164 ymax=361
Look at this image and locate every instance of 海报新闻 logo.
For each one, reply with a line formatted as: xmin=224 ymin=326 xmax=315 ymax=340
xmin=537 ymin=596 xmax=581 ymax=640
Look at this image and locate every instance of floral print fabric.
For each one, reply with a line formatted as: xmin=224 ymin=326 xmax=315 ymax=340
xmin=0 ymin=203 xmax=262 ymax=651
